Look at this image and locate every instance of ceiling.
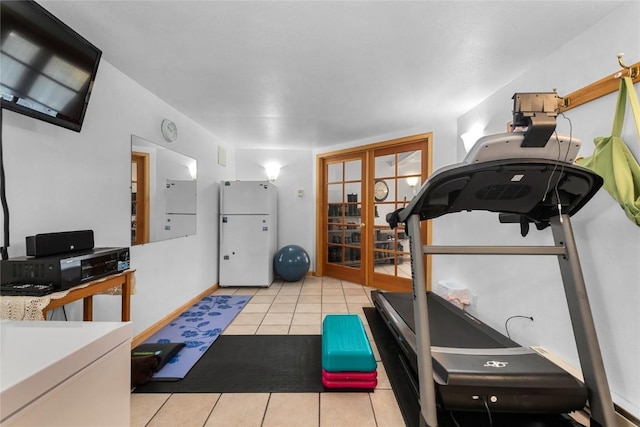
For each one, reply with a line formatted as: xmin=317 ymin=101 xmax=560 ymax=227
xmin=40 ymin=1 xmax=625 ymax=149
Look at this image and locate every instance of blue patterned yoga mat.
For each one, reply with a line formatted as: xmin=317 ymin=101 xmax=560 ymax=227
xmin=144 ymin=294 xmax=250 ymax=380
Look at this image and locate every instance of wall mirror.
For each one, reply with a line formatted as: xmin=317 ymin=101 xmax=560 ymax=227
xmin=131 ymin=135 xmax=197 ymax=245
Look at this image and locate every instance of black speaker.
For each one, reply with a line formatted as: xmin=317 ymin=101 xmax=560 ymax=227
xmin=26 ymin=230 xmax=94 ymax=257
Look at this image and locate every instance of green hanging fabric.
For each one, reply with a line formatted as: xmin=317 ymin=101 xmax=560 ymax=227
xmin=577 ymin=76 xmax=640 ymax=226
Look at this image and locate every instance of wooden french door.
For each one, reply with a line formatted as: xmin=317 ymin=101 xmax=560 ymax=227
xmin=321 ymin=152 xmax=367 ymax=284
xmin=317 ymin=134 xmax=432 ymax=291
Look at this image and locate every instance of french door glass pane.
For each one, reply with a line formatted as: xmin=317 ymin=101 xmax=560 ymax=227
xmin=328 ymin=183 xmax=342 ymax=204
xmin=344 ymin=182 xmax=361 ymax=204
xmin=398 ymin=177 xmax=419 ymax=201
xmin=328 ymin=163 xmax=343 ymax=182
xmin=398 ymin=150 xmax=421 ymax=176
xmin=327 ymin=159 xmax=362 ymax=269
xmin=373 ymin=150 xmax=420 ymax=280
xmin=374 ymin=155 xmax=394 ymax=178
xmin=345 ymin=160 xmax=361 ymax=181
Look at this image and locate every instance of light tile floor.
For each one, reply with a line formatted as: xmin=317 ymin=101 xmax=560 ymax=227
xmin=131 ymin=276 xmax=405 ymax=427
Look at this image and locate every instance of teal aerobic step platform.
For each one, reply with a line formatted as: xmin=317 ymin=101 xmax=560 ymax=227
xmin=322 ymin=314 xmax=377 ymax=372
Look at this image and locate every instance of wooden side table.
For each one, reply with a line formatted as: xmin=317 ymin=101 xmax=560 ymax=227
xmin=41 ymin=270 xmax=135 ymax=321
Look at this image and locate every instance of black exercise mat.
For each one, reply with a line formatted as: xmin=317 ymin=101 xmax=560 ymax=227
xmin=363 ymin=307 xmax=582 ymax=427
xmin=133 ymin=334 xmax=324 ymax=393
xmin=364 ymin=306 xmax=421 ymax=427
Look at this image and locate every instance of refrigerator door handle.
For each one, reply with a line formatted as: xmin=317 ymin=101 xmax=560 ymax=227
xmin=220 ymin=216 xmax=226 ymax=251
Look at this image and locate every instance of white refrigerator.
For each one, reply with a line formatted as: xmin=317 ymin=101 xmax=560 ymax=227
xmin=219 ymin=181 xmax=278 ymax=287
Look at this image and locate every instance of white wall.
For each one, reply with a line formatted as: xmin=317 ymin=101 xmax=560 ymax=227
xmin=451 ymin=2 xmax=639 ymax=417
xmin=1 ymin=60 xmax=235 ymax=337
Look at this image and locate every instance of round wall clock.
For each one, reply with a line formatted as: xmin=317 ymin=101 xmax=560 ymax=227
xmin=161 ymin=119 xmax=178 ymax=142
xmin=374 ymin=180 xmax=389 ymax=202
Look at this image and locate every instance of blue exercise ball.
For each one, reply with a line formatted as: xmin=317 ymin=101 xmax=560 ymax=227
xmin=274 ymin=245 xmax=310 ymax=282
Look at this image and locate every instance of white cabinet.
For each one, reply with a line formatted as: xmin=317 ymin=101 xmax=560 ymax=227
xmin=0 ymin=321 xmax=132 ymax=426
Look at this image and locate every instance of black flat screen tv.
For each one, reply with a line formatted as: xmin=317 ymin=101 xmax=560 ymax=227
xmin=0 ymin=0 xmax=102 ymax=132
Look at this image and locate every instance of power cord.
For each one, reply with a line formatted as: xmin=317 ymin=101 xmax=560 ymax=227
xmin=555 ymin=114 xmax=573 ymax=221
xmin=449 ymin=411 xmax=462 ymax=427
xmin=541 ymin=113 xmax=573 ymax=223
xmin=505 ymin=315 xmax=534 ymax=340
xmin=0 ymin=107 xmax=9 ymax=260
xmin=47 ymin=306 xmax=68 ymax=321
xmin=481 ymin=397 xmax=493 ymax=427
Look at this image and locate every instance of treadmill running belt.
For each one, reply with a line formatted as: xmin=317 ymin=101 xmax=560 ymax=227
xmin=373 ymin=290 xmax=588 ymax=414
xmin=382 ymin=292 xmax=516 ymax=348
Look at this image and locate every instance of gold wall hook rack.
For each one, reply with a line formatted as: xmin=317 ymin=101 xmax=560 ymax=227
xmin=559 ymin=55 xmax=639 ymax=112
xmin=615 ymin=53 xmax=639 ymax=79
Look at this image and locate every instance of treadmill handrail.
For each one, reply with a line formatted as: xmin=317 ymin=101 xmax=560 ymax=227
xmin=422 ymin=245 xmax=567 ymax=255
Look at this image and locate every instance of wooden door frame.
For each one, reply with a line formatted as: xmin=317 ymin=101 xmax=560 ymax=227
xmin=316 ymin=133 xmax=433 ymax=290
xmin=132 ymin=151 xmax=150 ymax=245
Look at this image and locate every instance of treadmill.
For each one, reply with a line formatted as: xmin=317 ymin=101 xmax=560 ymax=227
xmin=372 ymin=93 xmax=617 ymax=427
